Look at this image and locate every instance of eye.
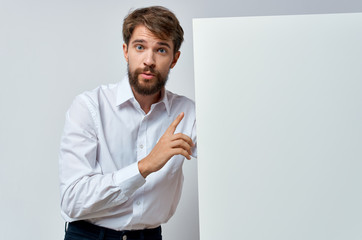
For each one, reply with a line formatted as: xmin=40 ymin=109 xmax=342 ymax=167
xmin=136 ymin=45 xmax=144 ymax=50
xmin=158 ymin=48 xmax=167 ymax=54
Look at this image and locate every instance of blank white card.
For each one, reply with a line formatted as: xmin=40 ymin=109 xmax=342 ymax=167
xmin=193 ymin=13 xmax=362 ymax=240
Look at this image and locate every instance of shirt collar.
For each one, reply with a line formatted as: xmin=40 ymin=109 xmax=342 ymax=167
xmin=159 ymin=88 xmax=171 ymax=116
xmin=116 ymin=76 xmax=134 ymax=106
xmin=116 ymin=76 xmax=171 ymax=116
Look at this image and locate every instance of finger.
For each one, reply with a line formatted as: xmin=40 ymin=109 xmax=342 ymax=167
xmin=165 ymin=112 xmax=184 ymax=134
xmin=170 ymin=139 xmax=192 ymax=155
xmin=171 ymin=148 xmax=191 ymax=160
xmin=171 ymin=136 xmax=193 ymax=153
xmin=171 ymin=133 xmax=194 ymax=147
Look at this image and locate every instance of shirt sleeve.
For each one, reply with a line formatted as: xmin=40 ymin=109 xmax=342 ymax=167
xmin=59 ymin=95 xmax=146 ymax=221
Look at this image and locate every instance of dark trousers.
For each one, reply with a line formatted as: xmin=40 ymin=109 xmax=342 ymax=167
xmin=64 ymin=221 xmax=162 ymax=240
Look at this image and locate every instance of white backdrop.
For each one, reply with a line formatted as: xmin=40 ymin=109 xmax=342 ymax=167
xmin=1 ymin=0 xmax=362 ymax=239
xmin=194 ymin=12 xmax=362 ymax=240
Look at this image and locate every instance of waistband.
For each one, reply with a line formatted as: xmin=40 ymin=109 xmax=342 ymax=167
xmin=67 ymin=220 xmax=161 ymax=239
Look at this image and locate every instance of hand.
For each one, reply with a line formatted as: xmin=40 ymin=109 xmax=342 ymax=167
xmin=138 ymin=112 xmax=194 ymax=178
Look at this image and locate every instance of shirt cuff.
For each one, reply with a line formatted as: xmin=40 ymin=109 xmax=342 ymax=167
xmin=113 ymin=162 xmax=146 ymax=197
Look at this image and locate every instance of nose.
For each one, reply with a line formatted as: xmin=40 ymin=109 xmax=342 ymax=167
xmin=143 ymin=50 xmax=156 ymax=68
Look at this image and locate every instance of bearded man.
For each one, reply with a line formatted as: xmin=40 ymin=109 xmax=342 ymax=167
xmin=59 ymin=6 xmax=196 ymax=240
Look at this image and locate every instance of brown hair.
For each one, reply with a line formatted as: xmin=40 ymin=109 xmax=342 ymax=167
xmin=123 ymin=6 xmax=184 ymax=54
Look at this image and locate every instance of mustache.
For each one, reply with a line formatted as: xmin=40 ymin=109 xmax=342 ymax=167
xmin=143 ymin=66 xmax=156 ymax=73
xmin=134 ymin=66 xmax=157 ymax=75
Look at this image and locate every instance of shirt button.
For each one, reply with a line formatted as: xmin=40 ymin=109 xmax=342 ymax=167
xmin=136 ymin=201 xmax=141 ymax=205
xmin=123 ymin=235 xmax=127 ymax=240
xmin=139 ymin=144 xmax=144 ymax=149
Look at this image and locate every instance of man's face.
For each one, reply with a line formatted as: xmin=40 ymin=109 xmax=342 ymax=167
xmin=123 ymin=25 xmax=180 ymax=95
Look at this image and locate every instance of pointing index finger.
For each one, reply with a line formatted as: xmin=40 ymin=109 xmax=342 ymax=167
xmin=166 ymin=112 xmax=184 ymax=134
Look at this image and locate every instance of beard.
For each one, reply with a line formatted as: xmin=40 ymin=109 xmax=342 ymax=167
xmin=128 ymin=64 xmax=169 ymax=96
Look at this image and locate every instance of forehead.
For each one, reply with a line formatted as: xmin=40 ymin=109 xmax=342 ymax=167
xmin=130 ymin=25 xmax=174 ymax=46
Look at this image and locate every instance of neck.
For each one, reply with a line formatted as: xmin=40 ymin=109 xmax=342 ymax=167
xmin=131 ymin=87 xmax=163 ymax=114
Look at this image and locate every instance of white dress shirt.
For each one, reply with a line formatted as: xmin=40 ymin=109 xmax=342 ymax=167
xmin=59 ymin=76 xmax=197 ymax=231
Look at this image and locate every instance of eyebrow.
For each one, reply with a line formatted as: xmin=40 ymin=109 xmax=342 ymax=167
xmin=131 ymin=39 xmax=171 ymax=49
xmin=157 ymin=42 xmax=171 ymax=49
xmin=131 ymin=39 xmax=145 ymax=44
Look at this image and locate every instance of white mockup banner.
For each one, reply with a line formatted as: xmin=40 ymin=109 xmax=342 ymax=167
xmin=193 ymin=13 xmax=362 ymax=240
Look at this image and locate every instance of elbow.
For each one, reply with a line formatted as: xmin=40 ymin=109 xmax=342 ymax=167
xmin=60 ymin=188 xmax=86 ymax=220
xmin=60 ymin=199 xmax=82 ymax=220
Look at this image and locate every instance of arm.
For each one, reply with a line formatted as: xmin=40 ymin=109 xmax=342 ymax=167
xmin=59 ymin=96 xmax=145 ymax=221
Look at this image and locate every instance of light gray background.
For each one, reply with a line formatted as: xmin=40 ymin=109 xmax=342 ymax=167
xmin=1 ymin=0 xmax=362 ymax=240
xmin=194 ymin=13 xmax=362 ymax=240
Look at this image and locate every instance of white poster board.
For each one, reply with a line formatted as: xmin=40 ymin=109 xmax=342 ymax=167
xmin=193 ymin=13 xmax=362 ymax=240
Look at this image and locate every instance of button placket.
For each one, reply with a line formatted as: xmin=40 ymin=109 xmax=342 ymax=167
xmin=132 ymin=116 xmax=147 ymax=224
xmin=136 ymin=116 xmax=147 ymax=161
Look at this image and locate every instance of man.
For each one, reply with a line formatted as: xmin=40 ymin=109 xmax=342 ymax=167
xmin=59 ymin=6 xmax=197 ymax=240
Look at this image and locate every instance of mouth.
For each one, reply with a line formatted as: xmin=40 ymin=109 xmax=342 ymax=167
xmin=140 ymin=72 xmax=155 ymax=80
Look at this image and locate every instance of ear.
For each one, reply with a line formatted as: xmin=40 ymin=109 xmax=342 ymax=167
xmin=123 ymin=43 xmax=129 ymax=63
xmin=170 ymin=51 xmax=181 ymax=69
